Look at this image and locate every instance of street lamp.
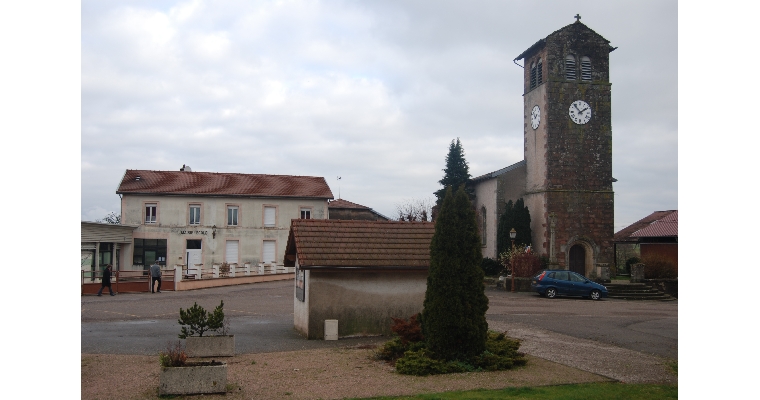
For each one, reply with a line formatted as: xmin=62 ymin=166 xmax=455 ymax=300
xmin=510 ymin=228 xmax=517 ymax=293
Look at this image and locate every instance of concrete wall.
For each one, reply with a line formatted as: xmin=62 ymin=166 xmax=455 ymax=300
xmin=296 ymin=269 xmax=428 ymax=339
xmin=121 ymin=194 xmax=328 ymax=270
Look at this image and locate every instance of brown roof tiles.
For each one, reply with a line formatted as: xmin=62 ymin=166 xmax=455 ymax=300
xmin=614 ymin=210 xmax=678 ymax=242
xmin=116 ymin=170 xmax=334 ymax=199
xmin=285 ymin=219 xmax=435 ymax=269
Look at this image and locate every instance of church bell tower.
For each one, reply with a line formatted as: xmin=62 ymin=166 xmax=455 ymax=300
xmin=514 ymin=17 xmax=616 ymax=275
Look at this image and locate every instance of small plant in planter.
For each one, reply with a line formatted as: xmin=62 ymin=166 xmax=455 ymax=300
xmin=178 ymin=300 xmax=235 ymax=357
xmin=158 ymin=341 xmax=227 ymax=395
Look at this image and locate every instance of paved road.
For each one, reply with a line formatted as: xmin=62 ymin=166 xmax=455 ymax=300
xmin=81 ymin=281 xmax=677 ymax=361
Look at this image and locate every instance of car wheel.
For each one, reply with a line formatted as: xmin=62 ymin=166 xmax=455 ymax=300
xmin=546 ymin=288 xmax=557 ymax=299
xmin=590 ymin=289 xmax=601 ymax=301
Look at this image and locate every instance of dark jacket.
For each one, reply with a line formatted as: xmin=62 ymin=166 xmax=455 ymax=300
xmin=102 ymin=268 xmax=112 ymax=286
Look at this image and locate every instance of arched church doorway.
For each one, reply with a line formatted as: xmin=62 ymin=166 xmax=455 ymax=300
xmin=569 ymin=245 xmax=586 ymax=276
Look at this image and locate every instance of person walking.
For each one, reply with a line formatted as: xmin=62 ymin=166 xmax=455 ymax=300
xmin=150 ymin=262 xmax=162 ymax=293
xmin=97 ymin=264 xmax=115 ymax=296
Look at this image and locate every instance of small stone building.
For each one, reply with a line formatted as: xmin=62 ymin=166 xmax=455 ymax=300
xmin=613 ymin=210 xmax=678 ymax=275
xmin=285 ymin=219 xmax=434 ymax=339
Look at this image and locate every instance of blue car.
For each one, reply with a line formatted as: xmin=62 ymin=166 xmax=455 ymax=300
xmin=531 ymin=270 xmax=608 ymax=300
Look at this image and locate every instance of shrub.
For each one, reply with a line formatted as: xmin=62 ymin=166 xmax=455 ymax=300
xmin=511 ymin=252 xmax=543 ymax=278
xmin=178 ymin=300 xmax=225 ymax=338
xmin=390 ymin=331 xmax=527 ymax=376
xmin=422 ymin=186 xmax=489 ymax=361
xmin=642 ymin=255 xmax=677 ymax=279
xmin=480 ymin=258 xmax=502 ymax=276
xmin=390 ymin=314 xmax=423 ymax=345
xmin=159 ymin=341 xmax=187 ymax=367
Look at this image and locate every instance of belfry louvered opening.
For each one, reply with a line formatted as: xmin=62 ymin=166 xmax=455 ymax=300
xmin=580 ymin=56 xmax=592 ymax=81
xmin=536 ymin=58 xmax=543 ymax=85
xmin=565 ymin=55 xmax=577 ymax=80
xmin=530 ymin=63 xmax=537 ymax=89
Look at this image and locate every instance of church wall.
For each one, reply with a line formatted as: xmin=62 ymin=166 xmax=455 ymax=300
xmin=550 ymin=191 xmax=615 ymax=267
xmin=473 ymin=178 xmax=498 ymax=259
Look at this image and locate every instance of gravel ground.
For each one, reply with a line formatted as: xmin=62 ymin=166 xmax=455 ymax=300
xmin=82 ymin=346 xmax=612 ymax=400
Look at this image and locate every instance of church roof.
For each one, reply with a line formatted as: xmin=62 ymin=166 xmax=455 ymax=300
xmin=514 ymin=20 xmax=614 ymax=61
xmin=116 ymin=169 xmax=334 ymax=199
xmin=614 ymin=210 xmax=678 ymax=243
xmin=284 ymin=219 xmax=435 ymax=270
xmin=470 ymin=160 xmax=526 ymax=183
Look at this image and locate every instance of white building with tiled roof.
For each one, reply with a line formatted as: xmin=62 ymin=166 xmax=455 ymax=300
xmin=116 ymin=166 xmax=333 ymax=274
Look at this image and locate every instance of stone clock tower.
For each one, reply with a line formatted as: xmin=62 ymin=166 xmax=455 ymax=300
xmin=513 ymin=18 xmax=615 ymax=275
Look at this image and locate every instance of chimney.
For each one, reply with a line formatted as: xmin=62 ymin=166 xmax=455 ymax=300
xmin=180 ymin=164 xmax=192 ymax=172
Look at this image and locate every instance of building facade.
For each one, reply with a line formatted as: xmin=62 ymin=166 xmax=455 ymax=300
xmin=117 ymin=168 xmax=333 ymax=272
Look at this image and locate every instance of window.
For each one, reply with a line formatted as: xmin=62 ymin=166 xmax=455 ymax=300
xmin=536 ymin=58 xmax=543 ymax=85
xmin=565 ymin=55 xmax=577 ymax=80
xmin=264 ymin=206 xmax=276 ymax=227
xmin=530 ymin=62 xmax=537 ymax=89
xmin=580 ymin=56 xmax=592 ymax=81
xmin=189 ymin=205 xmax=201 ymax=225
xmin=227 ymin=206 xmax=238 ymax=226
xmin=480 ymin=207 xmax=487 ymax=246
xmin=300 ymin=208 xmax=311 ymax=219
xmin=225 ymin=240 xmax=239 ymax=264
xmin=145 ymin=203 xmax=157 ymax=224
xmin=263 ymin=240 xmax=276 ymax=263
xmin=133 ymin=238 xmax=167 ymax=266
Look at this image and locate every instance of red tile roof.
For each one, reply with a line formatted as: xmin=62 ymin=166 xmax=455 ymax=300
xmin=285 ymin=219 xmax=435 ymax=269
xmin=328 ymin=199 xmax=370 ymax=209
xmin=631 ymin=210 xmax=678 ymax=238
xmin=116 ymin=170 xmax=334 ymax=199
xmin=614 ymin=210 xmax=678 ymax=242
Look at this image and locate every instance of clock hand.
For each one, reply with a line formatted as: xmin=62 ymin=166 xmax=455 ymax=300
xmin=574 ymin=104 xmax=581 ymax=112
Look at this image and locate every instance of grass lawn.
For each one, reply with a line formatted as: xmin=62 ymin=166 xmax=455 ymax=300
xmin=355 ymin=382 xmax=677 ymax=399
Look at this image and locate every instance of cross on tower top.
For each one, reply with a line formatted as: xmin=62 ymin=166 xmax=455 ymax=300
xmin=574 ymin=14 xmax=581 ymax=22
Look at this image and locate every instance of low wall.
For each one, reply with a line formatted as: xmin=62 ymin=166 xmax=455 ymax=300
xmin=495 ymin=277 xmax=533 ymax=292
xmin=176 ymin=273 xmax=293 ymax=291
xmin=643 ymin=279 xmax=678 ymax=298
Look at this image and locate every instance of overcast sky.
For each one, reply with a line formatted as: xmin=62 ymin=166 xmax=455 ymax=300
xmin=81 ymin=0 xmax=677 ymax=231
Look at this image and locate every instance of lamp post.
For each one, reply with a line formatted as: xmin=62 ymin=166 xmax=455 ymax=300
xmin=509 ymin=228 xmax=517 ymax=293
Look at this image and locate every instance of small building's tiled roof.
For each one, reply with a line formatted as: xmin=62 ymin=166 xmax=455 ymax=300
xmin=614 ymin=210 xmax=678 ymax=242
xmin=285 ymin=219 xmax=435 ymax=270
xmin=328 ymin=199 xmax=370 ymax=209
xmin=631 ymin=210 xmax=678 ymax=238
xmin=116 ymin=170 xmax=334 ymax=199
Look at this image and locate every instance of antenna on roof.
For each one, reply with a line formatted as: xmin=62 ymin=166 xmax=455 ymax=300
xmin=337 ymin=176 xmax=341 ymax=199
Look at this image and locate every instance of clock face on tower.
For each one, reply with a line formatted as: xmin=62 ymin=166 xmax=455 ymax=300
xmin=531 ymin=105 xmax=541 ymax=129
xmin=569 ymin=100 xmax=592 ymax=125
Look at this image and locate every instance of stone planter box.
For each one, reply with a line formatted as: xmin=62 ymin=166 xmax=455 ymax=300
xmin=159 ymin=362 xmax=227 ymax=395
xmin=186 ymin=335 xmax=235 ymax=357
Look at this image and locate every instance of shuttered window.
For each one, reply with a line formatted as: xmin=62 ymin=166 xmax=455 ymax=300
xmin=264 ymin=206 xmax=276 ymax=227
xmin=225 ymin=240 xmax=239 ymax=264
xmin=263 ymin=240 xmax=276 ymax=263
xmin=565 ymin=55 xmax=577 ymax=80
xmin=580 ymin=56 xmax=592 ymax=81
xmin=536 ymin=59 xmax=543 ymax=85
xmin=529 ymin=63 xmax=537 ymax=89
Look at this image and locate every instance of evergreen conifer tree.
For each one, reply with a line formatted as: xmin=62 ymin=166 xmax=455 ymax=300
xmin=497 ymin=198 xmax=532 ymax=256
xmin=422 ymin=186 xmax=489 ymax=361
xmin=434 ymin=138 xmax=473 ymax=206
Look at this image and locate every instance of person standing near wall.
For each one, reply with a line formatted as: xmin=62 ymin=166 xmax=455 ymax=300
xmin=97 ymin=264 xmax=115 ymax=296
xmin=150 ymin=262 xmax=162 ymax=293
